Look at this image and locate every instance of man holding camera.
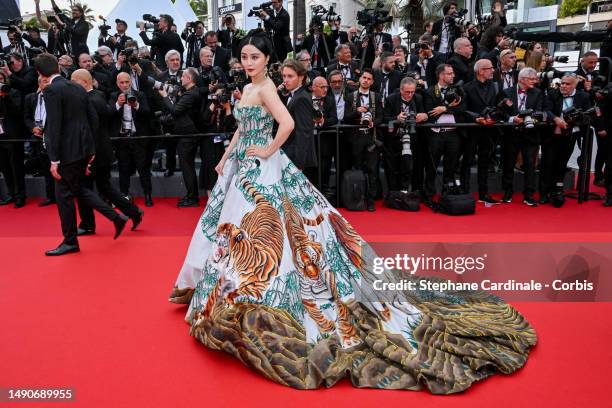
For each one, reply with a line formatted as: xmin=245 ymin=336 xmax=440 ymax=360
xmin=344 ymin=68 xmax=383 ymax=211
xmin=539 ymin=73 xmax=592 ymax=205
xmin=204 ymin=31 xmax=230 ymax=74
xmin=363 ymin=23 xmax=392 ymax=69
xmin=423 ymin=64 xmax=466 ymax=204
xmin=494 ymin=49 xmax=518 ymax=91
xmin=109 ymin=72 xmax=153 ymax=206
xmin=432 ymin=1 xmax=462 ymax=54
xmin=312 ymin=76 xmax=338 ymax=190
xmin=409 ymin=38 xmax=443 ymax=88
xmin=99 ymin=19 xmax=132 ymax=59
xmin=51 ymin=0 xmax=90 ymax=58
xmin=77 ymin=53 xmax=112 ymax=97
xmin=374 ymin=52 xmax=402 ymax=107
xmin=262 ymin=0 xmax=292 ymax=63
xmin=182 ymin=21 xmax=206 ymax=69
xmin=218 ymin=14 xmax=242 ymax=59
xmin=1 ymin=53 xmax=37 ymax=95
xmin=300 ymin=21 xmax=335 ymax=74
xmin=501 ymin=67 xmax=544 ymax=207
xmin=139 ymin=14 xmax=184 ymax=70
xmin=326 ymin=44 xmax=359 ymax=91
xmin=383 ymin=77 xmax=428 ymax=192
xmin=463 ymin=59 xmax=501 ymax=204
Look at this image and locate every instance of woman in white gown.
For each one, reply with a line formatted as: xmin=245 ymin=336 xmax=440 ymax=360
xmin=169 ymin=30 xmax=537 ymax=394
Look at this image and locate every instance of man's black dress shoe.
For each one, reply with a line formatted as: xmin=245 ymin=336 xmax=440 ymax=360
xmin=77 ymin=228 xmax=96 ymax=236
xmin=13 ymin=197 xmax=25 ymax=208
xmin=367 ymin=200 xmax=375 ymax=212
xmin=131 ymin=208 xmax=144 ymax=231
xmin=38 ymin=198 xmax=56 ymax=207
xmin=178 ymin=198 xmax=199 ymax=207
xmin=0 ymin=196 xmax=15 ymax=206
xmin=113 ymin=214 xmax=129 ymax=239
xmin=45 ymin=243 xmax=80 ymax=256
xmin=163 ymin=169 xmax=174 ymax=177
xmin=144 ymin=194 xmax=154 ymax=207
xmin=604 ymin=196 xmax=612 ymax=207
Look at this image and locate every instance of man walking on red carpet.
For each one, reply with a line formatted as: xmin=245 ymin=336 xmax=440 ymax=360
xmin=35 ymin=54 xmax=128 ymax=256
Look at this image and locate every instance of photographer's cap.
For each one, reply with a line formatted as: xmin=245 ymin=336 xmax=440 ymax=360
xmin=115 ymin=18 xmax=127 ymax=26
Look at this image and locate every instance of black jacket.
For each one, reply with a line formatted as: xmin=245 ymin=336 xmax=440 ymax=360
xmin=446 ymin=53 xmax=474 ymax=85
xmin=139 ymin=30 xmax=184 ymax=70
xmin=494 ymin=68 xmax=519 ymax=92
xmin=373 ymin=69 xmax=403 ymax=102
xmin=108 ymin=90 xmax=151 ymax=137
xmin=23 ymin=91 xmax=39 ymax=135
xmin=383 ymin=92 xmax=426 ymax=123
xmin=409 ymin=52 xmax=446 ymax=88
xmin=99 ymin=33 xmax=133 ymax=56
xmin=423 ymin=84 xmax=467 ymax=124
xmin=217 ymin=28 xmax=242 ymax=58
xmin=181 ymin=32 xmax=205 ymax=68
xmin=343 ymin=89 xmax=384 ymax=127
xmin=325 ymin=60 xmax=360 ymax=86
xmin=463 ymin=79 xmax=500 ymax=120
xmin=281 ymin=86 xmax=316 ymax=169
xmin=211 ymin=46 xmax=231 ymax=74
xmin=161 ymin=86 xmax=202 ymax=134
xmin=264 ymin=7 xmax=292 ymax=62
xmin=300 ymin=33 xmax=335 ymax=69
xmin=502 ymin=85 xmax=545 ymax=142
xmin=43 ymin=76 xmax=96 ymax=164
xmin=363 ymin=31 xmax=392 ymax=68
xmin=432 ymin=18 xmax=462 ymax=52
xmin=53 ymin=5 xmax=90 ymax=58
xmin=201 ymin=100 xmax=237 ymax=132
xmin=313 ymin=92 xmax=338 ymax=129
xmin=0 ymin=88 xmax=24 ymax=139
xmin=87 ymin=89 xmax=115 ymax=167
xmin=8 ymin=66 xmax=38 ymax=95
xmin=545 ymin=88 xmax=593 ymax=134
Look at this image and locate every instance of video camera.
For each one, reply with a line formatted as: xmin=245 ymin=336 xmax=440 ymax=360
xmin=136 ymin=14 xmax=160 ymax=31
xmin=537 ymin=70 xmax=564 ymax=81
xmin=356 ymin=2 xmax=393 ymax=33
xmin=120 ymin=47 xmax=140 ymax=65
xmin=147 ymin=75 xmax=180 ymax=96
xmin=517 ymin=109 xmax=547 ymax=129
xmin=248 ymin=2 xmax=273 ymax=19
xmin=445 ymin=8 xmax=470 ymax=29
xmin=311 ymin=5 xmax=341 ymax=30
xmin=562 ymin=106 xmax=598 ymax=127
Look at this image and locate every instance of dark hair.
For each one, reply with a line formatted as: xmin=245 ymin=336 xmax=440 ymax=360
xmin=204 ymin=30 xmax=217 ymax=40
xmin=480 ymin=25 xmax=504 ymax=50
xmin=9 ymin=53 xmax=25 ymax=62
xmin=238 ymin=29 xmax=274 ymax=58
xmin=160 ymin=14 xmax=174 ymax=27
xmin=35 ymin=54 xmax=59 ymax=77
xmin=361 ymin=68 xmax=374 ymax=79
xmin=380 ymin=51 xmax=394 ymax=63
xmin=436 ymin=63 xmax=452 ymax=78
xmin=443 ymin=1 xmax=458 ymax=15
xmin=281 ymin=59 xmax=307 ymax=84
xmin=72 ymin=4 xmax=84 ymax=14
xmin=327 ymin=69 xmax=342 ymax=82
xmin=393 ymin=46 xmax=408 ymax=57
xmin=184 ymin=67 xmax=199 ymax=83
xmin=423 ymin=21 xmax=433 ymax=31
xmin=582 ymin=51 xmax=598 ymax=59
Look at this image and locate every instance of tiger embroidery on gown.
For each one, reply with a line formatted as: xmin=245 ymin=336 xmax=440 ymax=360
xmin=282 ymin=196 xmax=361 ymax=347
xmin=201 ymin=168 xmax=284 ymax=319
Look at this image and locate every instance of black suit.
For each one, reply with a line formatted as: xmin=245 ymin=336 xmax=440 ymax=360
xmin=43 ymin=76 xmax=119 ymax=246
xmin=108 ymin=90 xmax=153 ymax=197
xmin=432 ymin=19 xmax=461 ymax=53
xmin=182 ymin=32 xmax=205 ymax=68
xmin=314 ymin=93 xmax=338 ymax=189
xmin=494 ymin=68 xmax=518 ymax=92
xmin=446 ymin=53 xmax=474 ymax=85
xmin=217 ymin=29 xmax=241 ymax=58
xmin=0 ymin=88 xmax=26 ymax=201
xmin=139 ymin=29 xmax=184 ymax=70
xmin=331 ymin=30 xmax=349 ymax=47
xmin=540 ymin=88 xmax=593 ymax=198
xmin=53 ymin=6 xmax=90 ymax=58
xmin=383 ymin=92 xmax=426 ymax=191
xmin=153 ymin=69 xmax=183 ymax=173
xmin=363 ymin=32 xmax=392 ymax=69
xmin=423 ymin=84 xmax=467 ymax=198
xmin=409 ymin=53 xmax=445 ymax=88
xmin=501 ymin=85 xmax=545 ymax=198
xmin=264 ymin=7 xmax=292 ymax=62
xmin=99 ymin=33 xmax=133 ymax=57
xmin=300 ymin=33 xmax=335 ymax=70
xmin=282 ymin=87 xmax=316 ymax=170
xmin=374 ymin=69 xmax=402 ymax=105
xmin=8 ymin=66 xmax=38 ymax=95
xmin=462 ymin=79 xmax=501 ymax=195
xmin=211 ymin=46 xmax=230 ymax=74
xmin=344 ymin=89 xmax=384 ymax=201
xmin=78 ymin=89 xmax=141 ymax=231
xmin=326 ymin=60 xmax=360 ymax=91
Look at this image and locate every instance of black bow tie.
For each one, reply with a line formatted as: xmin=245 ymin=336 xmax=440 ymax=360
xmin=359 ymin=92 xmax=369 ymax=97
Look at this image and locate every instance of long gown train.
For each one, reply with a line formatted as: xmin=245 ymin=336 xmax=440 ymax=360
xmin=172 ymin=104 xmax=537 ymax=394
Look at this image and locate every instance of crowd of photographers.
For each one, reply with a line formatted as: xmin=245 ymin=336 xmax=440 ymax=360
xmin=1 ymin=0 xmax=612 ymax=215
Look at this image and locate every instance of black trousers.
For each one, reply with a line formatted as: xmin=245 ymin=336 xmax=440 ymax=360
xmin=460 ymin=129 xmax=495 ymax=195
xmin=382 ymin=134 xmax=412 ymax=191
xmin=595 ymin=131 xmax=607 ymax=180
xmin=425 ymin=130 xmax=461 ymax=198
xmin=605 ymin=125 xmax=612 ymax=196
xmin=164 ymin=139 xmax=178 ymax=172
xmin=178 ymin=135 xmax=224 ymax=199
xmin=55 ymin=159 xmax=119 ymax=245
xmin=115 ymin=139 xmax=152 ymax=196
xmin=502 ymin=130 xmax=539 ymax=198
xmin=198 ymin=136 xmax=224 ymax=192
xmin=539 ymin=132 xmax=578 ymax=197
xmin=0 ymin=141 xmax=26 ymax=199
xmin=347 ymin=130 xmax=379 ymax=200
xmin=319 ymin=130 xmax=336 ymax=189
xmin=411 ymin=131 xmax=429 ymax=193
xmin=31 ymin=142 xmax=55 ymax=200
xmin=78 ymin=165 xmax=141 ymax=231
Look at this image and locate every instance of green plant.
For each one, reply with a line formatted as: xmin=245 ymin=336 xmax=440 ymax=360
xmin=559 ymin=0 xmax=592 ymax=18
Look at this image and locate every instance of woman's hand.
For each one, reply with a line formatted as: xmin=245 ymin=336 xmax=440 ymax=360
xmin=215 ymin=157 xmax=227 ymax=176
xmin=246 ymin=145 xmax=271 ymax=159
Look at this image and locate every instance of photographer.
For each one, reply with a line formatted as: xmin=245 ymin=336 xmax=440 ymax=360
xmin=181 ymin=21 xmax=205 ymax=69
xmin=14 ymin=26 xmax=47 ymax=56
xmin=500 ymin=67 xmax=545 ymax=206
xmin=99 ymin=19 xmax=132 ymax=59
xmin=300 ymin=20 xmax=335 ymax=73
xmin=114 ymin=41 xmax=156 ymax=91
xmin=312 ymin=76 xmax=337 ymax=191
xmin=261 ymin=0 xmax=292 ymax=62
xmin=77 ymin=53 xmax=112 ymax=96
xmin=539 ymin=73 xmax=592 ymax=205
xmin=494 ymin=49 xmax=518 ymax=91
xmin=432 ymin=1 xmax=463 ymax=53
xmin=409 ymin=37 xmax=444 ymax=88
xmin=3 ymin=30 xmax=29 ymax=58
xmin=1 ymin=53 xmax=37 ymax=95
xmin=447 ymin=38 xmax=474 ymax=84
xmin=157 ymin=68 xmax=203 ymax=207
xmin=328 ymin=70 xmax=347 ymax=123
xmin=343 ymin=68 xmax=383 ymax=211
xmin=363 ymin=23 xmax=392 ymax=69
xmin=330 ymin=17 xmax=349 ymax=47
xmin=383 ymin=77 xmax=428 ymax=192
xmin=139 ymin=14 xmax=184 ymax=70
xmin=574 ymin=51 xmax=599 ymax=93
xmin=463 ymin=59 xmax=502 ymax=204
xmin=423 ymin=64 xmax=466 ymax=204
xmin=196 ymin=47 xmax=228 ymax=99
xmin=326 ymin=44 xmax=359 ymax=91
xmin=374 ymin=52 xmax=402 ymax=106
xmin=58 ymin=54 xmax=75 ymax=79
xmin=23 ymin=77 xmax=55 ymax=206
xmin=477 ymin=25 xmax=511 ymax=67
xmin=0 ymin=71 xmax=26 ymax=208
xmin=279 ymin=60 xmax=316 ymax=176
xmin=51 ymin=0 xmax=90 ymax=58
xmin=109 ymin=72 xmax=153 ymax=204
xmin=204 ymin=31 xmax=230 ymax=73
xmin=217 ymin=14 xmax=242 ymax=58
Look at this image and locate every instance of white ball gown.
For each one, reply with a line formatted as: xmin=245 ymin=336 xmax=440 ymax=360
xmin=171 ymin=103 xmax=537 ymax=393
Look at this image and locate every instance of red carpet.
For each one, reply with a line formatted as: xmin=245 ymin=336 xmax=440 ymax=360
xmin=1 ymin=195 xmax=611 ymax=407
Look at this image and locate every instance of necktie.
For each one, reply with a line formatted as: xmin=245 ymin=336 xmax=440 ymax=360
xmin=563 ymin=96 xmax=573 ymax=110
xmin=381 ymin=73 xmax=389 ymax=97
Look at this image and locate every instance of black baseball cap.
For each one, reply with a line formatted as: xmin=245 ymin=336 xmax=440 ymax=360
xmin=115 ymin=19 xmax=127 ymax=26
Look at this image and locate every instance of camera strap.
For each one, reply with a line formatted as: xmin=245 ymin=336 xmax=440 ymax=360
xmin=352 ymin=90 xmax=377 ymax=139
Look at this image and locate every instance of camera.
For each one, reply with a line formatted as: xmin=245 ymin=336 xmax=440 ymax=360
xmin=313 ymin=98 xmax=324 ymax=123
xmin=211 ymin=82 xmax=235 ymax=104
xmin=517 ymin=109 xmax=546 ymax=129
xmin=357 ymin=2 xmax=393 ymax=33
xmin=552 ymin=55 xmax=569 ymax=63
xmin=537 ymin=70 xmax=564 ymax=81
xmin=509 ymin=39 xmax=530 ymax=49
xmin=99 ymin=23 xmax=112 ymax=36
xmin=443 ymin=82 xmax=464 ymax=106
xmin=154 ymin=110 xmax=174 ymax=127
xmin=360 ymin=110 xmax=373 ymax=127
xmin=147 ymin=76 xmax=180 ymax=95
xmin=124 ymin=91 xmax=137 ymax=104
xmin=562 ymin=106 xmax=598 ymax=127
xmin=310 ymin=5 xmax=341 ymax=30
xmin=446 ymin=9 xmax=470 ymax=28
xmin=136 ymin=14 xmax=159 ymax=31
xmin=0 ymin=82 xmax=11 ymax=93
xmin=200 ymin=66 xmax=227 ymax=90
xmin=481 ymin=98 xmax=514 ymax=123
xmin=248 ymin=2 xmax=273 ymax=19
xmin=120 ymin=47 xmax=140 ymax=65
